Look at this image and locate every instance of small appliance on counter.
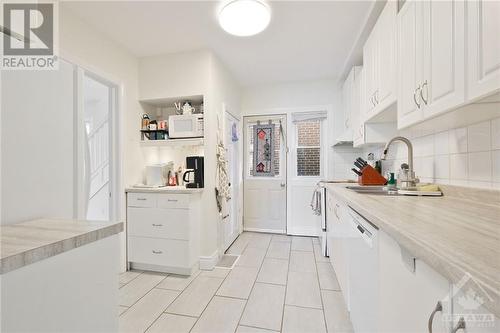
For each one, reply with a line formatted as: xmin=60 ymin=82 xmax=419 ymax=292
xmin=145 ymin=162 xmax=173 ymax=187
xmin=183 ymin=156 xmax=204 ymax=188
xmin=351 ymin=157 xmax=387 ymax=186
xmin=168 ymin=114 xmax=204 ymax=138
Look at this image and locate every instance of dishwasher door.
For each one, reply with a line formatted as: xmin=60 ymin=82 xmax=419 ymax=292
xmin=347 ymin=207 xmax=379 ymax=333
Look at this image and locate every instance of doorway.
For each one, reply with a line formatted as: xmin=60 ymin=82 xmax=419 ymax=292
xmin=222 ymin=111 xmax=241 ymax=251
xmin=243 ymin=115 xmax=287 ymax=234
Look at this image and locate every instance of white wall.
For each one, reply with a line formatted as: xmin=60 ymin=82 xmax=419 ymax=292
xmin=241 ymin=79 xmax=360 ymax=180
xmin=138 ymin=50 xmax=241 ymax=260
xmin=58 ymin=6 xmax=142 ymax=270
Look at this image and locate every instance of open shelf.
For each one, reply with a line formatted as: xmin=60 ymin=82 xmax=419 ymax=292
xmin=140 ymin=138 xmax=205 ymax=147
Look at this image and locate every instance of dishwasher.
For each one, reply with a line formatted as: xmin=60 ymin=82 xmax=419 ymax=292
xmin=346 ymin=206 xmax=379 ymax=333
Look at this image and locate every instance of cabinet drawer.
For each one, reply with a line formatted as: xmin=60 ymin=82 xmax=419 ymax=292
xmin=157 ymin=194 xmax=189 ymax=209
xmin=127 ymin=208 xmax=189 ymax=240
xmin=128 ymin=236 xmax=190 ymax=268
xmin=127 ymin=193 xmax=157 ymax=208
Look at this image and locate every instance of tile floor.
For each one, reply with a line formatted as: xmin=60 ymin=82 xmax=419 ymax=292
xmin=118 ymin=232 xmax=354 ymax=333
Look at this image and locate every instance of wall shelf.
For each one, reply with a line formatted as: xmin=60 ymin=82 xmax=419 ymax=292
xmin=140 ymin=138 xmax=204 ymax=147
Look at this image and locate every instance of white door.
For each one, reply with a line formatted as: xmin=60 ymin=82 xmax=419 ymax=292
xmin=422 ymin=0 xmax=465 ymax=118
xmin=467 ymin=0 xmax=500 ymax=101
xmin=243 ymin=115 xmax=287 ymax=234
xmin=397 ymin=0 xmax=424 ymax=128
xmin=287 ymin=112 xmax=327 ymax=236
xmin=223 ymin=112 xmax=241 ymax=250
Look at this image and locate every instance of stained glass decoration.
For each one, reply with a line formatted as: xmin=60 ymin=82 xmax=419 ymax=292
xmin=252 ymin=122 xmax=275 ymax=176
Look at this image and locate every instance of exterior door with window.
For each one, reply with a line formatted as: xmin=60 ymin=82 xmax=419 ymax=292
xmin=287 ymin=112 xmax=326 ymax=236
xmin=243 ymin=115 xmax=287 ymax=234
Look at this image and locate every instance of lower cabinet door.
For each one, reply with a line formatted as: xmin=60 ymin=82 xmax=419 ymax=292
xmin=128 ymin=236 xmax=190 ymax=268
xmin=378 ymin=231 xmax=452 ymax=333
xmin=452 ymin=288 xmax=500 ymax=333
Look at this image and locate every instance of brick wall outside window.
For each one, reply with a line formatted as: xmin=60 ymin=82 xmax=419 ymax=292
xmin=296 ymin=120 xmax=321 ymax=176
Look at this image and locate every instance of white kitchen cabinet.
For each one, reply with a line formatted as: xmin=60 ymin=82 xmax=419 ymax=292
xmin=467 ymin=0 xmax=500 ymax=101
xmin=398 ymin=0 xmax=466 ymax=128
xmin=363 ymin=1 xmax=397 ymax=121
xmin=126 ymin=190 xmax=202 ymax=275
xmin=377 ymin=231 xmax=452 ymax=333
xmin=338 ymin=66 xmax=362 ymax=142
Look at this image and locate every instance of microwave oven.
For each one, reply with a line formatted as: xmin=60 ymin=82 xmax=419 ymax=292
xmin=168 ymin=114 xmax=204 ymax=138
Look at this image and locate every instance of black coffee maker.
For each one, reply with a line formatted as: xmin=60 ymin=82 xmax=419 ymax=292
xmin=183 ymin=156 xmax=204 ymax=188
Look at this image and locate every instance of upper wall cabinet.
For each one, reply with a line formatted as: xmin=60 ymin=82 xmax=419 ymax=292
xmin=398 ymin=0 xmax=466 ymax=129
xmin=363 ymin=1 xmax=397 ymax=122
xmin=467 ymin=0 xmax=500 ymax=101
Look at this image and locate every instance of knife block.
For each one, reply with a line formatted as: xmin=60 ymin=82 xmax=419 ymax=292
xmin=358 ymin=165 xmax=387 ymax=186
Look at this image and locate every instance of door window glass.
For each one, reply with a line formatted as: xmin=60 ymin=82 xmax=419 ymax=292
xmin=295 ymin=120 xmax=321 ymax=177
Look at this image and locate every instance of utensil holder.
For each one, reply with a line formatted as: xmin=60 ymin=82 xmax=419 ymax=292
xmin=358 ymin=165 xmax=387 ymax=186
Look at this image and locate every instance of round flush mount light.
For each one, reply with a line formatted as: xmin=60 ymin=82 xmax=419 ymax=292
xmin=218 ymin=0 xmax=271 ymax=37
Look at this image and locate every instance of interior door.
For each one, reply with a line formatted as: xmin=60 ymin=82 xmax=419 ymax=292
xmin=223 ymin=111 xmax=241 ymax=250
xmin=243 ymin=115 xmax=287 ymax=234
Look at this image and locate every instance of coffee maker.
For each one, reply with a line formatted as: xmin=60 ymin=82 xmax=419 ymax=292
xmin=183 ymin=156 xmax=204 ymax=188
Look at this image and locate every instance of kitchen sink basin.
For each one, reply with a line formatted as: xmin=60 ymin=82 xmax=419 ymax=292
xmin=345 ymin=185 xmax=399 ymax=196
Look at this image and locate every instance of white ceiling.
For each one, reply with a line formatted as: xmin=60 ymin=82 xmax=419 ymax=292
xmin=62 ymin=1 xmax=373 ymax=86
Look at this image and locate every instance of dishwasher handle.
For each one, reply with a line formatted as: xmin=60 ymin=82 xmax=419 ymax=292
xmin=356 ymin=225 xmax=365 ymax=234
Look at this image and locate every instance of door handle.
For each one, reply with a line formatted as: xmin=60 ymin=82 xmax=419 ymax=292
xmin=280 ymin=183 xmax=286 ymax=188
xmin=414 ymin=85 xmax=421 ymax=109
xmin=420 ymin=80 xmax=429 ymax=105
xmin=428 ymin=301 xmax=443 ymax=333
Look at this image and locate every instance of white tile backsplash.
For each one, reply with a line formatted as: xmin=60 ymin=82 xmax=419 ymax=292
xmin=467 ymin=121 xmax=491 ymax=152
xmin=361 ymin=117 xmax=500 ymax=189
xmin=468 ymin=151 xmax=492 ymax=182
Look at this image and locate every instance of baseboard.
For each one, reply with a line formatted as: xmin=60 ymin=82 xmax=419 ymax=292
xmin=243 ymin=227 xmax=286 ymax=234
xmin=199 ymin=250 xmax=219 ymax=270
xmin=287 ymin=227 xmax=318 ymax=237
xmin=130 ymin=262 xmax=194 ymax=276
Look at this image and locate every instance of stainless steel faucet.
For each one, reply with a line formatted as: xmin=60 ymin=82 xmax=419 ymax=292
xmin=380 ymin=136 xmax=419 ymax=188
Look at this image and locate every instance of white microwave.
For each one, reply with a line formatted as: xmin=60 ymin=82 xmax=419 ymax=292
xmin=168 ymin=114 xmax=204 ymax=138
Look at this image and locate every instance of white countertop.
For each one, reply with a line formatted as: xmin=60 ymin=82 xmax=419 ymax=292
xmin=0 ymin=219 xmax=123 ymax=274
xmin=125 ymin=186 xmax=204 ymax=194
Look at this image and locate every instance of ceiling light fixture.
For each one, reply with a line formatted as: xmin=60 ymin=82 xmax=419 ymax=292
xmin=218 ymin=0 xmax=271 ymax=37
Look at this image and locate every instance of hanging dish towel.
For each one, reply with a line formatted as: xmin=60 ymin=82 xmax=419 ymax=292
xmin=310 ymin=185 xmax=322 ymax=216
xmin=216 ymin=141 xmax=231 ymax=219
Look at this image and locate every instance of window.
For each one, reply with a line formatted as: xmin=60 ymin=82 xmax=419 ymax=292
xmin=295 ymin=120 xmax=321 ymax=177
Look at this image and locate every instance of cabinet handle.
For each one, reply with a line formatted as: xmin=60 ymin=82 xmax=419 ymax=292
xmin=152 ymin=224 xmax=163 ymax=227
xmin=152 ymin=250 xmax=163 ymax=254
xmin=414 ymin=86 xmax=421 ymax=109
xmin=420 ymin=80 xmax=429 ymax=105
xmin=334 ymin=204 xmax=340 ymax=219
xmin=451 ymin=317 xmax=466 ymax=333
xmin=167 ymin=199 xmax=178 ymax=202
xmin=374 ymin=90 xmax=379 ymax=104
xmin=428 ymin=301 xmax=443 ymax=333
xmin=136 ymin=198 xmax=147 ymax=201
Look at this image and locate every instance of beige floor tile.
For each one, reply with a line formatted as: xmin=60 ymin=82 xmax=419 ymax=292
xmin=282 ymin=305 xmax=326 ymax=333
xmin=289 ymin=251 xmax=316 ymax=273
xmin=317 ymin=262 xmax=340 ymax=291
xmin=246 ymin=233 xmax=272 ymax=249
xmin=119 ymin=288 xmax=179 ymax=332
xmin=118 ymin=305 xmax=129 ymax=316
xmin=146 ymin=313 xmax=197 ymax=333
xmin=321 ymin=290 xmax=354 ymax=333
xmin=166 ymin=276 xmax=224 ymax=317
xmin=271 ymin=234 xmax=292 ymax=243
xmin=291 ymin=237 xmax=313 ymax=252
xmin=217 ymin=266 xmax=260 ymax=299
xmin=191 ymin=296 xmax=246 ymax=333
xmin=119 ymin=270 xmax=143 ymax=285
xmin=119 ymin=272 xmax=167 ymax=306
xmin=285 ymin=271 xmax=322 ymax=309
xmin=156 ymin=270 xmax=200 ymax=292
xmin=200 ymin=267 xmax=231 ymax=278
xmin=235 ymin=247 xmax=267 ymax=268
xmin=227 ymin=236 xmax=249 ymax=255
xmin=313 ymin=244 xmax=330 ymax=262
xmin=236 ymin=325 xmax=279 ymax=333
xmin=240 ymin=283 xmax=286 ymax=331
xmin=266 ymin=241 xmax=291 ymax=260
xmin=256 ymin=258 xmax=288 ymax=285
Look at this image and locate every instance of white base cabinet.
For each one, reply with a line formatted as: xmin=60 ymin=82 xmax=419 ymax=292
xmin=126 ymin=191 xmax=201 ymax=275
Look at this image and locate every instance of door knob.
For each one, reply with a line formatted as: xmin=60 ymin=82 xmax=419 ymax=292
xmin=280 ymin=183 xmax=286 ymax=188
